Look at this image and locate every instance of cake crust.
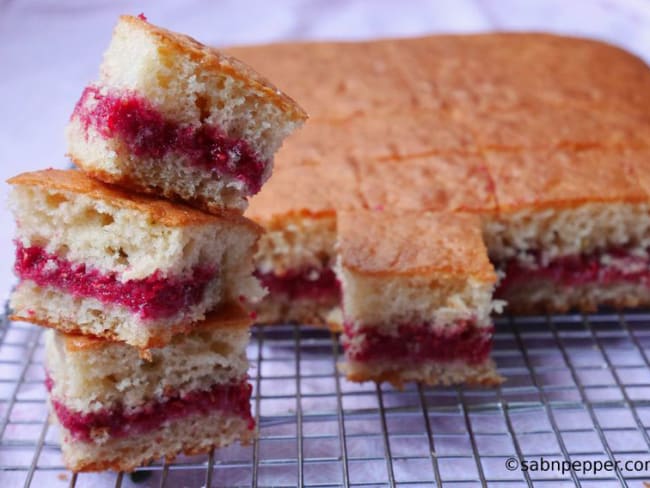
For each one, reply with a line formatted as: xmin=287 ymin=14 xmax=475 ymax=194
xmin=628 ymin=149 xmax=650 ymax=198
xmin=485 ymin=148 xmax=648 ymax=214
xmin=337 ymin=209 xmax=496 ymax=282
xmin=340 ymin=359 xmax=503 ymax=389
xmin=275 ymin=112 xmax=478 ymax=162
xmin=356 ymin=153 xmax=496 ymax=213
xmin=246 ymin=160 xmax=361 ymax=225
xmin=229 ymin=33 xmax=650 ymax=121
xmin=65 ymin=162 xmax=254 ymax=216
xmin=120 ymin=15 xmax=306 ymax=122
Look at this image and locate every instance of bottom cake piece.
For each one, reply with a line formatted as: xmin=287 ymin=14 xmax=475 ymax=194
xmin=336 ymin=209 xmax=503 ymax=388
xmin=44 ymin=304 xmax=255 ymax=472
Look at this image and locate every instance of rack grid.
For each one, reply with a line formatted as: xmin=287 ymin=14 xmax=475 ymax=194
xmin=3 ymin=305 xmax=650 ymax=487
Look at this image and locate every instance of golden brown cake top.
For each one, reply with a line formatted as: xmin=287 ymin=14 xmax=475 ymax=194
xmin=120 ymin=15 xmax=307 ymax=123
xmin=485 ymin=148 xmax=649 ymax=213
xmin=62 ymin=302 xmax=251 ymax=352
xmin=338 ymin=209 xmax=496 ymax=282
xmin=246 ymin=160 xmax=362 ymax=225
xmin=464 ymin=102 xmax=649 ymax=151
xmin=229 ymin=33 xmax=650 ymax=121
xmin=357 ymin=153 xmax=496 ymax=213
xmin=625 ymin=149 xmax=650 ymax=198
xmin=232 ymin=33 xmax=650 ymax=226
xmin=227 ymin=39 xmax=408 ymax=120
xmin=8 ymin=169 xmax=262 ymax=231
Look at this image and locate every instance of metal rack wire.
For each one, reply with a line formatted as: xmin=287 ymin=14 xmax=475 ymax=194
xmin=3 ymin=304 xmax=650 ymax=487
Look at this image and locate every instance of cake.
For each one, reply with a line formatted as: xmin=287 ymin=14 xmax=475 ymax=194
xmin=66 ymin=15 xmax=307 ymax=213
xmin=336 ymin=209 xmax=502 ymax=387
xmin=235 ymin=33 xmax=650 ymax=328
xmin=45 ymin=304 xmax=254 ymax=472
xmin=8 ymin=169 xmax=263 ymax=349
xmin=484 ymin=148 xmax=650 ymax=312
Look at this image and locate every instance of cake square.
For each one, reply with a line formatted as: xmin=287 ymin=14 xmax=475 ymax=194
xmin=356 ymin=152 xmax=496 ymax=213
xmin=336 ymin=209 xmax=502 ymax=387
xmin=484 ymin=147 xmax=650 ymax=312
xmin=66 ymin=15 xmax=306 ymax=213
xmin=9 ymin=169 xmax=263 ymax=349
xmin=45 ymin=304 xmax=254 ymax=472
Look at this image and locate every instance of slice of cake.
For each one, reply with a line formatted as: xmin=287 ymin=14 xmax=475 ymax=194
xmin=336 ymin=209 xmax=503 ymax=387
xmin=45 ymin=304 xmax=254 ymax=472
xmin=8 ymin=169 xmax=263 ymax=349
xmin=67 ymin=15 xmax=306 ymax=213
xmin=484 ymin=147 xmax=650 ymax=313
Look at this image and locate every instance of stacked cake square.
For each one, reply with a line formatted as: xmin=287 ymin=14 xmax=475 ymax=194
xmin=43 ymin=305 xmax=254 ymax=471
xmin=336 ymin=210 xmax=503 ymax=387
xmin=8 ymin=15 xmax=305 ymax=471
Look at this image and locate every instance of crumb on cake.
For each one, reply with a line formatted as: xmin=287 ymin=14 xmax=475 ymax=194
xmin=45 ymin=304 xmax=254 ymax=472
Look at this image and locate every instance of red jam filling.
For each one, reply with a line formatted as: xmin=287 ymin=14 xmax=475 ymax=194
xmin=46 ymin=377 xmax=254 ymax=442
xmin=255 ymin=267 xmax=341 ymax=302
xmin=496 ymin=248 xmax=650 ymax=296
xmin=343 ymin=320 xmax=493 ymax=365
xmin=72 ymin=86 xmax=267 ymax=194
xmin=15 ymin=244 xmax=216 ymax=320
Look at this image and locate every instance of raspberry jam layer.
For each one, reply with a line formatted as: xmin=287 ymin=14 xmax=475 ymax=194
xmin=255 ymin=267 xmax=341 ymax=302
xmin=15 ymin=244 xmax=216 ymax=320
xmin=343 ymin=320 xmax=493 ymax=365
xmin=496 ymin=248 xmax=650 ymax=296
xmin=73 ymin=86 xmax=267 ymax=194
xmin=47 ymin=378 xmax=254 ymax=442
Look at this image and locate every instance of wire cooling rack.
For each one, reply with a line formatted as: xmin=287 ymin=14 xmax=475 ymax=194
xmin=3 ymin=306 xmax=650 ymax=487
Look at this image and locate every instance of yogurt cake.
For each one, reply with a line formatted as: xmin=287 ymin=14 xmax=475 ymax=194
xmin=67 ymin=15 xmax=307 ymax=213
xmin=9 ymin=169 xmax=263 ymax=349
xmin=228 ymin=33 xmax=650 ymax=386
xmin=234 ymin=33 xmax=650 ymax=327
xmin=45 ymin=304 xmax=254 ymax=472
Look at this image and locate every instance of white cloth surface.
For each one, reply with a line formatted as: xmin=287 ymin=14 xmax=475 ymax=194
xmin=1 ymin=0 xmax=649 ymax=299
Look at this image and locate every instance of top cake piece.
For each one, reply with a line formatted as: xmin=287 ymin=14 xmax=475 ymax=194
xmin=67 ymin=15 xmax=307 ymax=213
